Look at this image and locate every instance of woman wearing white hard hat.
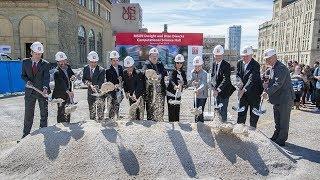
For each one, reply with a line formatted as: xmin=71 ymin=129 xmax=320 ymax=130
xmin=52 ymin=51 xmax=76 ymax=123
xmin=211 ymin=45 xmax=235 ymax=122
xmin=143 ymin=47 xmax=168 ymax=121
xmin=190 ymin=55 xmax=208 ymax=122
xmin=122 ymin=56 xmax=145 ymax=120
xmin=166 ymin=54 xmax=188 ymax=122
xmin=105 ymin=50 xmax=124 ymax=120
xmin=21 ymin=41 xmax=50 ymax=139
xmin=82 ymin=51 xmax=106 ymax=121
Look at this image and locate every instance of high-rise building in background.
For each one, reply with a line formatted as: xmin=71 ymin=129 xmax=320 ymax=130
xmin=228 ymin=25 xmax=242 ymax=54
xmin=257 ymin=0 xmax=320 ymax=65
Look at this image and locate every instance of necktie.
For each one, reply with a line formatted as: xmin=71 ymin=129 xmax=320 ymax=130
xmin=90 ymin=69 xmax=94 ymax=79
xmin=32 ymin=62 xmax=37 ymax=75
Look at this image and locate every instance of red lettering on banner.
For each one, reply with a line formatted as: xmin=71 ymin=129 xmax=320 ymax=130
xmin=122 ymin=6 xmax=136 ymax=20
xmin=116 ymin=33 xmax=203 ymax=46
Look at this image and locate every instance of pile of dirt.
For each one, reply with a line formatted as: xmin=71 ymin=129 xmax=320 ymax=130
xmin=0 ymin=120 xmax=296 ymax=179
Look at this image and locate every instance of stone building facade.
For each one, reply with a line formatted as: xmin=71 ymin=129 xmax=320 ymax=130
xmin=257 ymin=0 xmax=320 ymax=66
xmin=0 ymin=0 xmax=113 ymax=67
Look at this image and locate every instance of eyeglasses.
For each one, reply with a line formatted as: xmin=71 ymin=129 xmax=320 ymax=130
xmin=176 ymin=62 xmax=183 ymax=64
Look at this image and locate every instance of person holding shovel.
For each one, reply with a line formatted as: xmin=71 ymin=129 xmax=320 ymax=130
xmin=166 ymin=54 xmax=188 ymax=122
xmin=52 ymin=51 xmax=76 ymax=123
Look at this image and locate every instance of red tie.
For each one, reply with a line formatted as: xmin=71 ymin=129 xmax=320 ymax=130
xmin=32 ymin=62 xmax=37 ymax=75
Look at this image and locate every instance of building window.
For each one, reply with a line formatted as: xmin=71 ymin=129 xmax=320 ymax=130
xmin=88 ymin=29 xmax=95 ymax=52
xmin=97 ymin=3 xmax=101 ymax=16
xmin=79 ymin=0 xmax=86 ymax=6
xmin=97 ymin=33 xmax=103 ymax=60
xmin=78 ymin=26 xmax=87 ymax=63
xmin=106 ymin=10 xmax=111 ymax=22
xmin=89 ymin=0 xmax=95 ymax=13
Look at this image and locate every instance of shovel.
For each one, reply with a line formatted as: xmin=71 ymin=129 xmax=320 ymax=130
xmin=232 ymin=76 xmax=245 ymax=112
xmin=252 ymin=98 xmax=266 ymax=116
xmin=232 ymin=96 xmax=245 ymax=112
xmin=65 ymin=79 xmax=77 ymax=114
xmin=191 ymin=84 xmax=203 ymax=116
xmin=25 ymin=83 xmax=64 ymax=104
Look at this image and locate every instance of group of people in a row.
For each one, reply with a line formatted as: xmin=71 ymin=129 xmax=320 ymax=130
xmin=288 ymin=60 xmax=320 ymax=111
xmin=21 ymin=41 xmax=296 ymax=146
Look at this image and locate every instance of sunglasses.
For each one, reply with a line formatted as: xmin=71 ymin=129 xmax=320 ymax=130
xmin=176 ymin=62 xmax=183 ymax=64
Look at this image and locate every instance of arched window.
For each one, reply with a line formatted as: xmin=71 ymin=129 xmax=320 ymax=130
xmin=88 ymin=29 xmax=95 ymax=52
xmin=97 ymin=32 xmax=102 ymax=60
xmin=78 ymin=26 xmax=86 ymax=63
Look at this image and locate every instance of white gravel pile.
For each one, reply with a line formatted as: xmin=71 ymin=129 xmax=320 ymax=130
xmin=0 ymin=120 xmax=296 ymax=179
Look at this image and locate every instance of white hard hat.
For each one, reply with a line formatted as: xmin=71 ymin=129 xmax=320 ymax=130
xmin=241 ymin=46 xmax=253 ymax=56
xmin=87 ymin=51 xmax=99 ymax=62
xmin=109 ymin=51 xmax=120 ymax=59
xmin=263 ymin=48 xmax=276 ymax=59
xmin=193 ymin=56 xmax=203 ymax=66
xmin=123 ymin=56 xmax=134 ymax=67
xmin=55 ymin=51 xmax=67 ymax=61
xmin=213 ymin=45 xmax=224 ymax=55
xmin=174 ymin=54 xmax=185 ymax=63
xmin=30 ymin=41 xmax=44 ymax=53
xmin=149 ymin=47 xmax=159 ymax=55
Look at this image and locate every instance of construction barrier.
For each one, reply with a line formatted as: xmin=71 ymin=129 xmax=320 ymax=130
xmin=0 ymin=60 xmax=25 ymax=95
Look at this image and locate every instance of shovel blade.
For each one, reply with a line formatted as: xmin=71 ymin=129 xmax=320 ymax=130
xmin=252 ymin=108 xmax=266 ymax=116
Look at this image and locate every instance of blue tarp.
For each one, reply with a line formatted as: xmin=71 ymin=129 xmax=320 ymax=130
xmin=0 ymin=60 xmax=25 ymax=95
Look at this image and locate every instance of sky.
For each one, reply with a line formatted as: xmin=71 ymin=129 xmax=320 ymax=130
xmin=130 ymin=0 xmax=273 ymax=49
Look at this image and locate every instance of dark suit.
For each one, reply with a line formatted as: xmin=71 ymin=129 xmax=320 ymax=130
xmin=142 ymin=60 xmax=168 ymax=120
xmin=123 ymin=68 xmax=145 ymax=102
xmin=166 ymin=69 xmax=187 ymax=122
xmin=265 ymin=60 xmax=295 ymax=145
xmin=52 ymin=66 xmax=75 ymax=123
xmin=236 ymin=59 xmax=263 ymax=127
xmin=123 ymin=68 xmax=146 ymax=119
xmin=105 ymin=65 xmax=124 ymax=119
xmin=21 ymin=58 xmax=50 ymax=138
xmin=212 ymin=60 xmax=236 ymax=122
xmin=82 ymin=65 xmax=106 ymax=120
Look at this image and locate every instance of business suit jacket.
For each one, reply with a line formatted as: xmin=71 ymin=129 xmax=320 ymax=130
xmin=106 ymin=65 xmax=124 ymax=96
xmin=52 ymin=66 xmax=75 ymax=100
xmin=212 ymin=60 xmax=235 ymax=99
xmin=265 ymin=60 xmax=295 ymax=104
xmin=123 ymin=68 xmax=145 ymax=99
xmin=237 ymin=58 xmax=263 ymax=102
xmin=82 ymin=65 xmax=106 ymax=95
xmin=21 ymin=58 xmax=51 ymax=97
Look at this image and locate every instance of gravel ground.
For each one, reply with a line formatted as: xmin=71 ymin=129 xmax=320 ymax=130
xmin=0 ymin=89 xmax=319 ymax=179
xmin=0 ymin=120 xmax=296 ymax=179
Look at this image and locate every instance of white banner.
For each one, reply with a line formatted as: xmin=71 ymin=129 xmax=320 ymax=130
xmin=0 ymin=45 xmax=11 ymax=54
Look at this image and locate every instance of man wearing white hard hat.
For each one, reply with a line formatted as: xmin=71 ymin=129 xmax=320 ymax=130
xmin=261 ymin=48 xmax=294 ymax=146
xmin=143 ymin=47 xmax=168 ymax=121
xmin=52 ymin=52 xmax=76 ymax=123
xmin=21 ymin=41 xmax=50 ymax=139
xmin=166 ymin=54 xmax=188 ymax=122
xmin=82 ymin=51 xmax=106 ymax=121
xmin=190 ymin=55 xmax=208 ymax=122
xmin=122 ymin=56 xmax=146 ymax=120
xmin=211 ymin=45 xmax=235 ymax=122
xmin=236 ymin=46 xmax=263 ymax=128
xmin=105 ymin=50 xmax=124 ymax=120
